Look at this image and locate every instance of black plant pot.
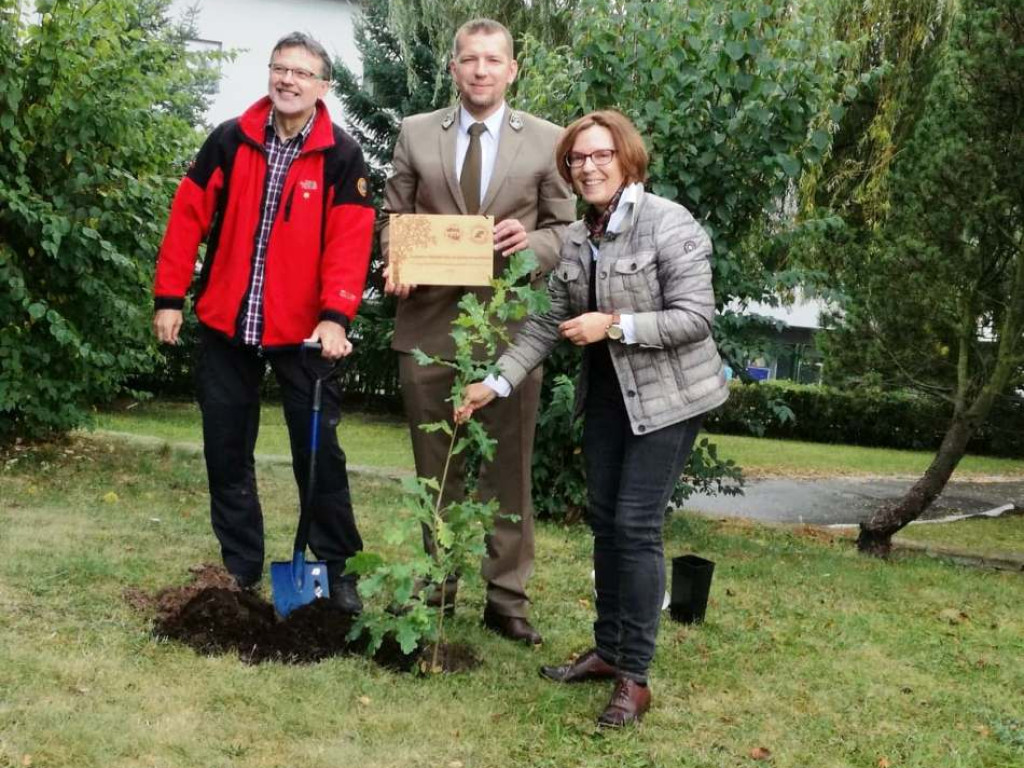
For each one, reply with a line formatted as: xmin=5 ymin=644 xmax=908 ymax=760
xmin=669 ymin=554 xmax=715 ymax=624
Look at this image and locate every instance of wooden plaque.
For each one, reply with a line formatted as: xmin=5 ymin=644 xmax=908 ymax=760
xmin=389 ymin=213 xmax=494 ymax=287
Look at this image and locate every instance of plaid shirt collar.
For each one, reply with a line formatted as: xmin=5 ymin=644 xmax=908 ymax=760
xmin=238 ymin=109 xmax=316 ymax=346
xmin=264 ymin=108 xmax=315 ymax=149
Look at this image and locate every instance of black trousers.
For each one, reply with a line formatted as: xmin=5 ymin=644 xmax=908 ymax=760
xmin=583 ymin=347 xmax=704 ymax=682
xmin=194 ymin=325 xmax=362 ymax=585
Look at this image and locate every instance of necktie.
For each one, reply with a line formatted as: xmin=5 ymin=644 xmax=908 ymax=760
xmin=460 ymin=122 xmax=486 ymax=214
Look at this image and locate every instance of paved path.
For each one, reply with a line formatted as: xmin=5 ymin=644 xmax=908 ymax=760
xmin=687 ymin=477 xmax=1024 ymax=525
xmin=97 ymin=429 xmax=1021 ymax=528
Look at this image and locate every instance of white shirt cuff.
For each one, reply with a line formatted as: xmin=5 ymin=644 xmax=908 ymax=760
xmin=619 ymin=314 xmax=637 ymax=345
xmin=482 ymin=374 xmax=512 ymax=397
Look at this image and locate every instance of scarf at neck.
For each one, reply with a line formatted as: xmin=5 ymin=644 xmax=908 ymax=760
xmin=584 ymin=184 xmax=626 ymax=243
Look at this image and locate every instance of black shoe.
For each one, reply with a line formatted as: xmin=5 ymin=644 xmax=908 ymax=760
xmin=231 ymin=572 xmax=261 ymax=593
xmin=483 ymin=605 xmax=542 ymax=645
xmin=329 ymin=576 xmax=363 ymax=615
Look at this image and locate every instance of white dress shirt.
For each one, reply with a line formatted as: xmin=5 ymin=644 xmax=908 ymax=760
xmin=454 ymin=103 xmax=506 ymax=209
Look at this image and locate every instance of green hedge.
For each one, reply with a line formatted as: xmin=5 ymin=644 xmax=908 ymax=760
xmin=705 ymin=380 xmax=1024 ymax=457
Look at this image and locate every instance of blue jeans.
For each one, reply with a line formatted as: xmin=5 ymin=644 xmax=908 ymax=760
xmin=583 ymin=370 xmax=704 ymax=683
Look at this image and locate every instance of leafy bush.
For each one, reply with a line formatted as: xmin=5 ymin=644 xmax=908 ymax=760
xmin=707 ymin=380 xmax=1024 ymax=456
xmin=530 ymin=348 xmax=587 ymax=522
xmin=0 ymin=0 xmax=215 ymax=441
xmin=516 ymin=0 xmax=845 ymax=333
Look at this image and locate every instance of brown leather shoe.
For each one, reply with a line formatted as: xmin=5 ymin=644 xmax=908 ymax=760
xmin=596 ymin=677 xmax=651 ymax=728
xmin=483 ymin=605 xmax=542 ymax=645
xmin=540 ymin=649 xmax=619 ymax=683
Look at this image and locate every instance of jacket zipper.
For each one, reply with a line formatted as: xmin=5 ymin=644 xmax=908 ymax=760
xmin=283 ymin=183 xmax=296 ymax=222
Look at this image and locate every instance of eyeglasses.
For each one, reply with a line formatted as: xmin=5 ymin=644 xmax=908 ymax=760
xmin=268 ymin=64 xmax=326 ymax=82
xmin=565 ymin=149 xmax=617 ymax=168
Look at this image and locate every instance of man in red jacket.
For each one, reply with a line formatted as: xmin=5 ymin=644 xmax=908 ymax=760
xmin=153 ymin=33 xmax=374 ymax=613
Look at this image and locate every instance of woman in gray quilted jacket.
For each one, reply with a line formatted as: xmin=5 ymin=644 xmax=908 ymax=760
xmin=457 ymin=109 xmax=729 ymax=727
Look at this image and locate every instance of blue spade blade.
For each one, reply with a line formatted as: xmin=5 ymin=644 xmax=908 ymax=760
xmin=270 ymin=551 xmax=330 ymax=618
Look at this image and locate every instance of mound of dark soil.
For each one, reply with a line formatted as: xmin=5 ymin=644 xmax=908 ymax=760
xmin=126 ymin=564 xmax=480 ymax=672
xmin=154 ymin=586 xmax=361 ymax=664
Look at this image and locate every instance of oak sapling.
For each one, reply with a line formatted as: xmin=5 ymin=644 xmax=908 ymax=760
xmin=345 ymin=251 xmax=550 ymax=670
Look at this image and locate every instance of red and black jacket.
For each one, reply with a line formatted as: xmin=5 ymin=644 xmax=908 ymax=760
xmin=154 ymin=97 xmax=375 ymax=347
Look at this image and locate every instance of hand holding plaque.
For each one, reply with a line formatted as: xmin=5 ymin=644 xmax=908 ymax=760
xmin=388 ymin=214 xmax=494 ymax=287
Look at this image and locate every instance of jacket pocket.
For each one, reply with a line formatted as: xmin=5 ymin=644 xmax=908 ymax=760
xmin=612 ymin=249 xmax=657 ymax=276
xmin=557 ymin=261 xmax=583 ymax=282
xmin=612 ymin=249 xmax=660 ymax=310
xmin=553 ymin=260 xmax=587 ymax=316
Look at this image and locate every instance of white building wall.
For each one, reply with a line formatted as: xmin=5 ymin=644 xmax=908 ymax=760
xmin=168 ymin=0 xmax=361 ymax=126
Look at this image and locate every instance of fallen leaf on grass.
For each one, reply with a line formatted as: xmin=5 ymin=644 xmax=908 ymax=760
xmin=749 ymin=746 xmax=771 ymax=760
xmin=938 ymin=608 xmax=969 ymax=625
xmin=22 ymin=755 xmax=32 ymax=767
xmin=448 ymin=762 xmax=464 ymax=768
xmin=974 ymin=724 xmax=990 ymax=737
xmin=878 ymin=758 xmax=891 ymax=768
xmin=357 ymin=696 xmax=371 ymax=706
xmin=102 ymin=491 xmax=119 ymax=504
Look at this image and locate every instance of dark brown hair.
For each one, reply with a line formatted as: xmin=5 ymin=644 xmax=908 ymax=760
xmin=555 ymin=110 xmax=649 ymax=187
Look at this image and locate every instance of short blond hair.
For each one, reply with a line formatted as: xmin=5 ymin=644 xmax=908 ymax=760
xmin=452 ymin=18 xmax=514 ymax=59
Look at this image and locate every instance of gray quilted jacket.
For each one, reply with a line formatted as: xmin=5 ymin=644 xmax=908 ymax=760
xmin=498 ymin=191 xmax=729 ymax=436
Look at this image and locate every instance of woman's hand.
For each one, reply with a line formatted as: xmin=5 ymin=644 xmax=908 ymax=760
xmin=558 ymin=312 xmax=614 ymax=346
xmin=455 ymin=382 xmax=498 ymax=423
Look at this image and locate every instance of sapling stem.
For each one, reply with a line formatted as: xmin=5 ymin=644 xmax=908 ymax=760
xmin=431 ymin=419 xmax=460 ymax=670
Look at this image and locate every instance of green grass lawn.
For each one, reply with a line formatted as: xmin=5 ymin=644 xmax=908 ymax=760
xmin=897 ymin=514 xmax=1024 ymax=556
xmin=2 ymin=435 xmax=1023 ymax=767
xmin=93 ymin=400 xmax=414 ymax=470
xmin=92 ymin=400 xmax=1024 ymax=478
xmin=704 ymin=433 xmax=1023 ymax=478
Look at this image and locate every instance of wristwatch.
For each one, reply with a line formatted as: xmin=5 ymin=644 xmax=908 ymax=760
xmin=605 ymin=313 xmax=623 ymax=341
